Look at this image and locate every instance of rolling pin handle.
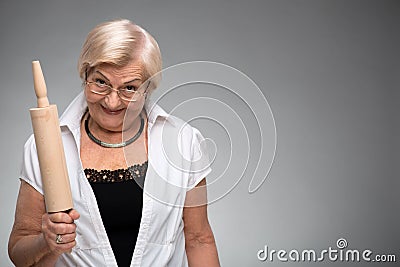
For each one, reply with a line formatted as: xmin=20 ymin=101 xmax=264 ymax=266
xmin=32 ymin=61 xmax=50 ymax=108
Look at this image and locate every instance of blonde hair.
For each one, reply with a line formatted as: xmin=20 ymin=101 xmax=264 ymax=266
xmin=78 ymin=19 xmax=162 ymax=93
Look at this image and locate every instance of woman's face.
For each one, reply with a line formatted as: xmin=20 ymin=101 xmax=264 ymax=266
xmin=84 ymin=61 xmax=147 ymax=132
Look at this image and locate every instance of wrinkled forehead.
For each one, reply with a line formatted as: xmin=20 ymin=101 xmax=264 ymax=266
xmin=88 ymin=60 xmax=145 ymax=81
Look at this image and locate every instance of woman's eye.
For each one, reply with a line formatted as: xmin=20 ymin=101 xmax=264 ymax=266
xmin=95 ymin=79 xmax=107 ymax=86
xmin=125 ymin=85 xmax=137 ymax=91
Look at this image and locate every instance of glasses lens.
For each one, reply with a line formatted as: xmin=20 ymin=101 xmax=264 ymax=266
xmin=92 ymin=81 xmax=110 ymax=93
xmin=119 ymin=90 xmax=136 ymax=101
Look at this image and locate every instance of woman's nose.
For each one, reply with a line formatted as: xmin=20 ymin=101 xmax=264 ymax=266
xmin=104 ymin=90 xmax=121 ymax=108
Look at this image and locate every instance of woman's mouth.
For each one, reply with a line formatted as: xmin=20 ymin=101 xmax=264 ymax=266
xmin=101 ymin=106 xmax=124 ymax=115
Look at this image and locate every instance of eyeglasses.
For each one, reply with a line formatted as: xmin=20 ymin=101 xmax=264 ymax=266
xmin=84 ymin=80 xmax=149 ymax=102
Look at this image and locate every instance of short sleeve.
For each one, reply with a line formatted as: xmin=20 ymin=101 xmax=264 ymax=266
xmin=20 ymin=134 xmax=44 ymax=195
xmin=187 ymin=127 xmax=212 ymax=190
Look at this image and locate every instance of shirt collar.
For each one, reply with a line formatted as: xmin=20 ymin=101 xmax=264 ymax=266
xmin=59 ymin=91 xmax=88 ymax=131
xmin=144 ymin=98 xmax=176 ymax=127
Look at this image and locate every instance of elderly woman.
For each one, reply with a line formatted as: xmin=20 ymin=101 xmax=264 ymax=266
xmin=8 ymin=19 xmax=220 ymax=267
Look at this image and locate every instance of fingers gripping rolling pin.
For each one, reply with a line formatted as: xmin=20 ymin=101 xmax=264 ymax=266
xmin=29 ymin=61 xmax=73 ymax=213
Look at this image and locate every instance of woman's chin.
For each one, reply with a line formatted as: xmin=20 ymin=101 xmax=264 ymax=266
xmin=97 ymin=114 xmax=125 ymax=132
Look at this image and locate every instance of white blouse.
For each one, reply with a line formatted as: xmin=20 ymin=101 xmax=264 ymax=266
xmin=20 ymin=92 xmax=212 ymax=267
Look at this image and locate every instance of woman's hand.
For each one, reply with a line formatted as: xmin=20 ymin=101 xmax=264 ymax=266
xmin=9 ymin=181 xmax=79 ymax=266
xmin=41 ymin=209 xmax=80 ymax=255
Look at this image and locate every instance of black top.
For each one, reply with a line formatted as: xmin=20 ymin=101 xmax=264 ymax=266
xmin=84 ymin=161 xmax=148 ymax=267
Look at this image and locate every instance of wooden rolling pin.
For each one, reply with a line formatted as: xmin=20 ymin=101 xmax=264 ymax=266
xmin=29 ymin=61 xmax=73 ymax=213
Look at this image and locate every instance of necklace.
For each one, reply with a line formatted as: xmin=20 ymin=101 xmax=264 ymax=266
xmin=85 ymin=114 xmax=144 ymax=148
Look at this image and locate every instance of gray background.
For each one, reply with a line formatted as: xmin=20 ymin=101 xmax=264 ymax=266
xmin=0 ymin=0 xmax=399 ymax=266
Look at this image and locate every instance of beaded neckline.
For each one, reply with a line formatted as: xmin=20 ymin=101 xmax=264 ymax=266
xmin=84 ymin=161 xmax=148 ymax=185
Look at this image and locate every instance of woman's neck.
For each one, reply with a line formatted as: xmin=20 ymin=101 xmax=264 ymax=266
xmin=86 ymin=111 xmax=145 ymax=144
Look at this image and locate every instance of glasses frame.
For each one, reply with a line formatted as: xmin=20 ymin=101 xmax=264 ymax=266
xmin=84 ymin=80 xmax=150 ymax=102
